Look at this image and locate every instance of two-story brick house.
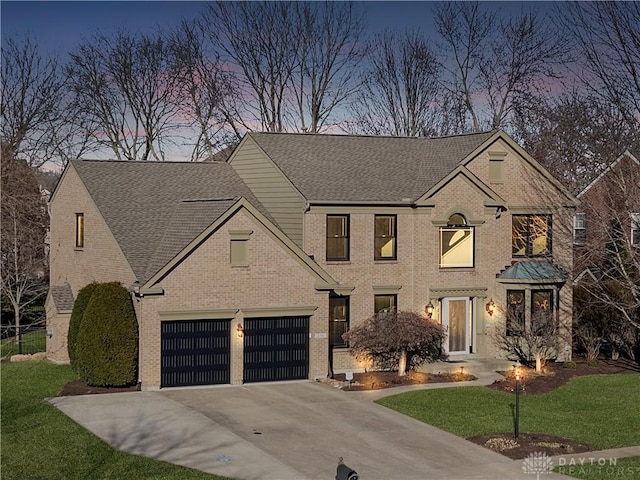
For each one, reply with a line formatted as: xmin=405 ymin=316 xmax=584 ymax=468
xmin=47 ymin=130 xmax=579 ymax=389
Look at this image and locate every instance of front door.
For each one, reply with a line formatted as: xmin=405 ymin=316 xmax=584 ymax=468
xmin=442 ymin=297 xmax=470 ymax=354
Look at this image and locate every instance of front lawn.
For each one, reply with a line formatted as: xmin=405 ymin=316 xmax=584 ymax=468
xmin=1 ymin=361 xmax=232 ymax=480
xmin=376 ymin=373 xmax=640 ymax=449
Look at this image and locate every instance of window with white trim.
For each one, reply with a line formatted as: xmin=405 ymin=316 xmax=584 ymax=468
xmin=573 ymin=213 xmax=586 ymax=245
xmin=440 ymin=213 xmax=474 ymax=267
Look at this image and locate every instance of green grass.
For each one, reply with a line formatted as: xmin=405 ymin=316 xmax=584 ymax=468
xmin=1 ymin=362 xmax=233 ymax=480
xmin=376 ymin=373 xmax=640 ymax=449
xmin=0 ymin=330 xmax=46 ymax=357
xmin=554 ymin=456 xmax=640 ymax=480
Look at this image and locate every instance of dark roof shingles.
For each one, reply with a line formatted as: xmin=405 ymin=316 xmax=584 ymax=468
xmin=248 ymin=132 xmax=496 ymax=202
xmin=72 ymin=160 xmax=268 ymax=283
xmin=50 ymin=284 xmax=75 ymax=311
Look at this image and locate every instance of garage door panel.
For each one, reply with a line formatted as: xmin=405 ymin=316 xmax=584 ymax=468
xmin=161 ymin=320 xmax=230 ymax=387
xmin=243 ymin=316 xmax=309 ymax=383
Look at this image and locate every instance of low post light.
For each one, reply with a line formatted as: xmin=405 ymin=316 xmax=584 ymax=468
xmin=514 ymin=365 xmax=521 ymax=440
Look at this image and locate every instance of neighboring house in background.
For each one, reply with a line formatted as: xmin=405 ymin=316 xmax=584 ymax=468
xmin=47 ymin=130 xmax=579 ymax=389
xmin=573 ymin=150 xmax=640 ymax=279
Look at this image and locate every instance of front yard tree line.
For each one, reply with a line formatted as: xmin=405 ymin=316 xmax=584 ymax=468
xmin=2 ymin=2 xmax=638 ymax=169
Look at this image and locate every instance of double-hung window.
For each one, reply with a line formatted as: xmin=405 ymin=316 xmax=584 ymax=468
xmin=374 ymin=215 xmax=396 ymax=260
xmin=512 ymin=214 xmax=552 ymax=257
xmin=440 ymin=214 xmax=474 ymax=267
xmin=573 ymin=213 xmax=586 ymax=245
xmin=326 ymin=215 xmax=349 ymax=261
xmin=506 ymin=290 xmax=525 ymax=336
xmin=531 ymin=290 xmax=554 ymax=335
xmin=329 ymin=296 xmax=349 ymax=348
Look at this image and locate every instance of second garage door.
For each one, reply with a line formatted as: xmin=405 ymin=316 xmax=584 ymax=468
xmin=243 ymin=316 xmax=309 ymax=383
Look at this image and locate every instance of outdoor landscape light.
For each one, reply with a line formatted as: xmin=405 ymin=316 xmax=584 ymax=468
xmin=485 ymin=298 xmax=496 ymax=316
xmin=514 ymin=365 xmax=521 ymax=440
xmin=236 ymin=324 xmax=244 ymax=338
xmin=425 ymin=302 xmax=435 ymax=319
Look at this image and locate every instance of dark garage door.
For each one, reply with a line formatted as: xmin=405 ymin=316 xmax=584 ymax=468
xmin=161 ymin=320 xmax=230 ymax=387
xmin=243 ymin=316 xmax=309 ymax=383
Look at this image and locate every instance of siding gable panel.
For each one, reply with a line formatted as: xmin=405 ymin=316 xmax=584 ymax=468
xmin=230 ymin=137 xmax=305 ymax=247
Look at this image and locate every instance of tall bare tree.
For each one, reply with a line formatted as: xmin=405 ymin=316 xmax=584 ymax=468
xmin=346 ymin=30 xmax=442 ymax=136
xmin=68 ymin=31 xmax=184 ymax=161
xmin=513 ymin=90 xmax=640 ymax=193
xmin=576 ymin=155 xmax=640 ymax=334
xmin=434 ymin=2 xmax=568 ymax=131
xmin=202 ymin=1 xmax=364 ymax=133
xmin=292 ymin=1 xmax=365 ymax=132
xmin=1 ymin=144 xmax=48 ymax=351
xmin=560 ymin=2 xmax=640 ymax=131
xmin=168 ymin=21 xmax=242 ymax=161
xmin=1 ymin=35 xmax=91 ymax=167
xmin=202 ymin=1 xmax=299 ymax=133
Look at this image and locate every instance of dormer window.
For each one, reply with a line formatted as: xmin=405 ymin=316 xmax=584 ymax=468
xmin=440 ymin=213 xmax=474 ymax=268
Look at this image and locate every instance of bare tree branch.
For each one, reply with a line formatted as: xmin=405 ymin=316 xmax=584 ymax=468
xmin=346 ymin=30 xmax=442 ymax=136
xmin=68 ymin=31 xmax=185 ymax=161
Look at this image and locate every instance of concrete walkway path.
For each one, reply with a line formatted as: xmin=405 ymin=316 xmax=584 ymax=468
xmin=50 ymin=379 xmax=579 ymax=480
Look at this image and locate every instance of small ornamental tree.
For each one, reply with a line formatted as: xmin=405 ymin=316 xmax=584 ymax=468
xmin=492 ymin=309 xmax=563 ymax=372
xmin=344 ymin=311 xmax=447 ymax=376
xmin=67 ymin=282 xmax=99 ymax=370
xmin=75 ymin=282 xmax=138 ymax=387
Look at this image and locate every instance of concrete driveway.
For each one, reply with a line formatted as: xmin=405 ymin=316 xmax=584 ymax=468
xmin=51 ymin=381 xmax=568 ymax=480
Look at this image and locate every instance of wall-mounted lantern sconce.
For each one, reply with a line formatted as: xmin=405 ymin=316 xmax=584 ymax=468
xmin=47 ymin=329 xmax=53 ymax=338
xmin=425 ymin=302 xmax=435 ymax=319
xmin=236 ymin=324 xmax=244 ymax=338
xmin=486 ymin=298 xmax=496 ymax=316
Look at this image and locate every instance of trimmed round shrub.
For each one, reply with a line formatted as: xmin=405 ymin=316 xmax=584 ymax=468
xmin=76 ymin=282 xmax=138 ymax=387
xmin=67 ymin=282 xmax=99 ymax=370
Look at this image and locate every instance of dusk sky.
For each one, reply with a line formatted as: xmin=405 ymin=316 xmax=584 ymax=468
xmin=2 ymin=1 xmax=558 ymax=57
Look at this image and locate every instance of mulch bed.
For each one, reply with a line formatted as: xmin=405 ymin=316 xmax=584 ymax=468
xmin=58 ymin=379 xmax=139 ymax=396
xmin=466 ymin=432 xmax=596 ymax=460
xmin=329 ymin=370 xmax=477 ymax=391
xmin=487 ymin=358 xmax=639 ymax=395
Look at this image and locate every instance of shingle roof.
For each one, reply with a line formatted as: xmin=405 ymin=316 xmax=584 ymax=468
xmin=71 ymin=160 xmax=270 ymax=284
xmin=247 ymin=131 xmax=496 ymax=202
xmin=50 ymin=284 xmax=74 ymax=311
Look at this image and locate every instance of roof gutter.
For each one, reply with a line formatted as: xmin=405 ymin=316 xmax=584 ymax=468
xmin=307 ymin=199 xmax=417 ymax=207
